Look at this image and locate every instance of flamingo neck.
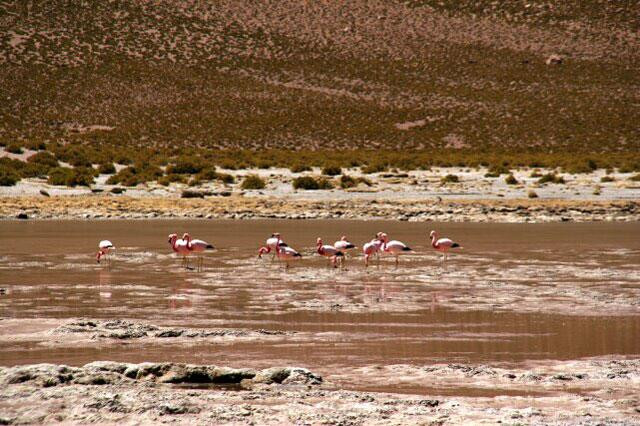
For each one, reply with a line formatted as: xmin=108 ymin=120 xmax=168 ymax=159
xmin=431 ymin=234 xmax=438 ymax=248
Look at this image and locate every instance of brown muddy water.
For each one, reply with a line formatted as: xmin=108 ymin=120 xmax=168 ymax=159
xmin=1 ymin=220 xmax=639 ymax=395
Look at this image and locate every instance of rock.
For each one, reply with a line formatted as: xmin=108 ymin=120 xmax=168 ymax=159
xmin=545 ymin=54 xmax=563 ymax=65
xmin=39 ymin=189 xmax=50 ymax=197
xmin=253 ymin=367 xmax=322 ymax=385
xmin=110 ymin=187 xmax=125 ymax=194
xmin=16 ymin=212 xmax=28 ymax=219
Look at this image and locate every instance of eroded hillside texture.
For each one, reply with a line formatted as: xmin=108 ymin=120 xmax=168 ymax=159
xmin=1 ymin=0 xmax=639 ymax=153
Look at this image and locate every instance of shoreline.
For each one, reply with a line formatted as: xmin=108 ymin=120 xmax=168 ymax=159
xmin=1 ymin=195 xmax=638 ymax=222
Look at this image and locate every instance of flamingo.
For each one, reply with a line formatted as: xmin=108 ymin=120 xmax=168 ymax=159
xmin=168 ymin=233 xmax=190 ymax=269
xmin=334 ymin=236 xmax=356 ymax=253
xmin=96 ymin=240 xmax=115 ymax=266
xmin=380 ymin=233 xmax=412 ymax=267
xmin=316 ymin=238 xmax=344 ymax=268
xmin=362 ymin=235 xmax=383 ymax=268
xmin=274 ymin=235 xmax=301 ymax=269
xmin=182 ymin=233 xmax=215 ymax=271
xmin=258 ymin=233 xmax=288 ymax=260
xmin=429 ymin=230 xmax=461 ymax=264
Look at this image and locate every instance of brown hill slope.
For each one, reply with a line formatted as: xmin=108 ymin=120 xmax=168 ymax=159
xmin=1 ymin=0 xmax=638 ymax=154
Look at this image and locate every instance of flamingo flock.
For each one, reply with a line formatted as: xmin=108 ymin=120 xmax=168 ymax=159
xmin=97 ymin=229 xmax=461 ymax=271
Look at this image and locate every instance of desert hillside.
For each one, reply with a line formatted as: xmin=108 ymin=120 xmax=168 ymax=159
xmin=1 ymin=0 xmax=638 ymax=154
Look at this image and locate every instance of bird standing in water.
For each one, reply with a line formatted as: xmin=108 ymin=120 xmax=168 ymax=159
xmin=429 ymin=230 xmax=461 ymax=264
xmin=379 ymin=233 xmax=412 ymax=267
xmin=96 ymin=240 xmax=115 ymax=266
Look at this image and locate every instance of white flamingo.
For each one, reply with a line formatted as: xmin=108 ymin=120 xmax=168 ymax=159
xmin=380 ymin=233 xmax=412 ymax=267
xmin=258 ymin=233 xmax=288 ymax=261
xmin=275 ymin=236 xmax=301 ymax=269
xmin=362 ymin=235 xmax=383 ymax=268
xmin=182 ymin=233 xmax=215 ymax=272
xmin=429 ymin=230 xmax=461 ymax=264
xmin=96 ymin=240 xmax=115 ymax=266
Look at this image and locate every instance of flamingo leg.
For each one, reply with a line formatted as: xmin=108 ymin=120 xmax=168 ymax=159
xmin=395 ymin=255 xmax=399 ymax=268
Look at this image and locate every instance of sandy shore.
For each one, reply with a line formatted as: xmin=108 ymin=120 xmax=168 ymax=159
xmin=1 ymin=195 xmax=639 ymax=223
xmin=1 ymin=318 xmax=639 ymax=425
xmin=2 ymin=167 xmax=639 ymax=222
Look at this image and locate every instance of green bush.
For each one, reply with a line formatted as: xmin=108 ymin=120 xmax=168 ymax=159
xmin=241 ymin=174 xmax=266 ymax=190
xmin=292 ymin=175 xmax=335 ymax=190
xmin=167 ymin=156 xmax=205 ymax=174
xmin=47 ymin=167 xmax=94 ymax=187
xmin=27 ymin=152 xmax=59 ymax=168
xmin=538 ymin=173 xmax=565 ymax=184
xmin=196 ymin=167 xmax=218 ymax=181
xmin=293 ymin=176 xmax=318 ymax=190
xmin=158 ymin=174 xmax=186 ymax=186
xmin=441 ymin=174 xmax=459 ymax=183
xmin=322 ymin=165 xmax=342 ymax=176
xmin=98 ymin=162 xmax=116 ymax=174
xmin=6 ymin=143 xmax=23 ymax=154
xmin=505 ymin=174 xmax=518 ymax=185
xmin=0 ymin=169 xmax=20 ymax=186
xmin=106 ymin=163 xmax=162 ymax=186
xmin=25 ymin=141 xmax=46 ymax=151
xmin=217 ymin=173 xmax=235 ymax=184
xmin=600 ymin=175 xmax=615 ymax=183
xmin=362 ymin=162 xmax=387 ymax=174
xmin=340 ymin=175 xmax=357 ymax=189
xmin=484 ymin=165 xmax=510 ymax=178
xmin=290 ymin=163 xmax=311 ymax=173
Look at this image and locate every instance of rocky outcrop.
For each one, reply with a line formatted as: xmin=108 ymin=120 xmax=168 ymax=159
xmin=0 ymin=362 xmax=322 ymax=388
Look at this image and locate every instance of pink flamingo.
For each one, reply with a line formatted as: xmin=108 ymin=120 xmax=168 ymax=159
xmin=168 ymin=233 xmax=190 ymax=269
xmin=96 ymin=240 xmax=115 ymax=266
xmin=429 ymin=230 xmax=461 ymax=264
xmin=362 ymin=234 xmax=383 ymax=268
xmin=379 ymin=233 xmax=412 ymax=267
xmin=274 ymin=235 xmax=301 ymax=269
xmin=258 ymin=233 xmax=288 ymax=260
xmin=182 ymin=233 xmax=215 ymax=271
xmin=316 ymin=238 xmax=344 ymax=268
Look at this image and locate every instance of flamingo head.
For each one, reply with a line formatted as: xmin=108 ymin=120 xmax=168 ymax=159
xmin=340 ymin=235 xmax=347 ymax=241
xmin=168 ymin=233 xmax=177 ymax=244
xmin=181 ymin=232 xmax=191 ymax=241
xmin=379 ymin=233 xmax=388 ymax=242
xmin=316 ymin=237 xmax=323 ymax=246
xmin=429 ymin=230 xmax=437 ymax=239
xmin=271 ymin=232 xmax=280 ymax=238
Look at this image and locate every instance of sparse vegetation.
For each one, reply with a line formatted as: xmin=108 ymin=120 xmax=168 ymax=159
xmin=293 ymin=176 xmax=333 ymax=190
xmin=6 ymin=143 xmax=23 ymax=154
xmin=528 ymin=190 xmax=539 ymax=198
xmin=600 ymin=176 xmax=615 ymax=183
xmin=98 ymin=163 xmax=116 ymax=175
xmin=538 ymin=173 xmax=566 ymax=184
xmin=441 ymin=174 xmax=459 ymax=183
xmin=47 ymin=167 xmax=94 ymax=187
xmin=290 ymin=164 xmax=312 ymax=173
xmin=322 ymin=166 xmax=342 ymax=176
xmin=241 ymin=175 xmax=266 ymax=190
xmin=505 ymin=174 xmax=518 ymax=185
xmin=0 ymin=169 xmax=20 ymax=186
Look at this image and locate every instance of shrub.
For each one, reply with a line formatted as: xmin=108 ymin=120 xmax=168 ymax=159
xmin=181 ymin=190 xmax=205 ymax=198
xmin=441 ymin=174 xmax=459 ymax=183
xmin=322 ymin=165 xmax=342 ymax=176
xmin=47 ymin=167 xmax=94 ymax=187
xmin=362 ymin=162 xmax=387 ymax=174
xmin=600 ymin=175 xmax=615 ymax=183
xmin=290 ymin=163 xmax=311 ymax=173
xmin=27 ymin=152 xmax=58 ymax=168
xmin=530 ymin=170 xmax=542 ymax=178
xmin=98 ymin=162 xmax=116 ymax=174
xmin=505 ymin=174 xmax=518 ymax=185
xmin=217 ymin=173 xmax=235 ymax=184
xmin=0 ymin=169 xmax=20 ymax=186
xmin=293 ymin=176 xmax=319 ymax=190
xmin=106 ymin=163 xmax=162 ymax=187
xmin=25 ymin=141 xmax=46 ymax=151
xmin=158 ymin=174 xmax=186 ymax=186
xmin=196 ymin=167 xmax=218 ymax=181
xmin=241 ymin=174 xmax=266 ymax=190
xmin=340 ymin=175 xmax=357 ymax=189
xmin=167 ymin=156 xmax=205 ymax=174
xmin=528 ymin=190 xmax=538 ymax=198
xmin=20 ymin=162 xmax=51 ymax=178
xmin=485 ymin=165 xmax=510 ymax=178
xmin=292 ymin=176 xmax=333 ymax=190
xmin=6 ymin=143 xmax=23 ymax=154
xmin=538 ymin=173 xmax=565 ymax=184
